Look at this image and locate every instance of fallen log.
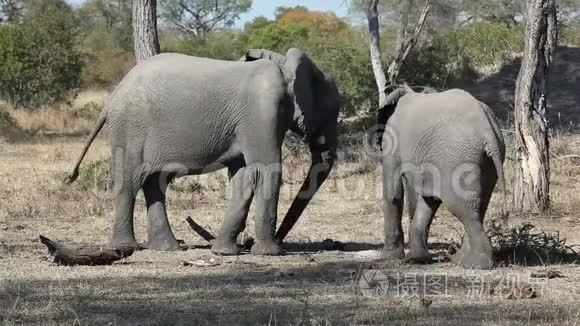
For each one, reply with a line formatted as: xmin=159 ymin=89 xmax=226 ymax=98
xmin=39 ymin=235 xmax=134 ymax=266
xmin=185 ymin=216 xmax=216 ymax=243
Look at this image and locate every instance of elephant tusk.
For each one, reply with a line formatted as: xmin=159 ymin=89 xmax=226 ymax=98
xmin=185 ymin=216 xmax=216 ymax=243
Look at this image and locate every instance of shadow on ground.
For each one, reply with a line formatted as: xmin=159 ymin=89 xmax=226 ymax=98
xmin=282 ymin=241 xmax=382 ymax=253
xmin=1 ymin=256 xmax=579 ymax=325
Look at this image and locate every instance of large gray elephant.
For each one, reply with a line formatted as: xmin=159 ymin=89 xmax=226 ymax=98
xmin=66 ymin=48 xmax=339 ymax=255
xmin=377 ymin=86 xmax=505 ymax=269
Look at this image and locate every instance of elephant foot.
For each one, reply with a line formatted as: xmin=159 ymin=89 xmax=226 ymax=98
xmin=146 ymin=237 xmax=182 ymax=251
xmin=251 ymin=239 xmax=283 ymax=256
xmin=404 ymin=250 xmax=432 ymax=264
xmin=457 ymin=252 xmax=494 ymax=270
xmin=381 ymin=246 xmax=405 ymax=260
xmin=111 ymin=237 xmax=143 ymax=251
xmin=211 ymin=239 xmax=241 ymax=256
xmin=451 ymin=249 xmax=465 ymax=264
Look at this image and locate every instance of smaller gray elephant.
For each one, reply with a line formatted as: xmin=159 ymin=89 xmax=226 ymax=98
xmin=378 ymin=86 xmax=506 ymax=269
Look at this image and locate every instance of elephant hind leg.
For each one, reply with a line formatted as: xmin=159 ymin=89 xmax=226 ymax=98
xmin=406 ymin=196 xmax=441 ymax=264
xmin=447 ymin=200 xmax=493 ymax=269
xmin=211 ymin=164 xmax=254 ymax=256
xmin=403 ymin=177 xmax=417 ymax=220
xmin=382 ymin=174 xmax=405 ymax=260
xmin=143 ymin=173 xmax=180 ymax=251
xmin=250 ymin=163 xmax=283 ymax=256
xmin=110 ymin=149 xmax=141 ymax=249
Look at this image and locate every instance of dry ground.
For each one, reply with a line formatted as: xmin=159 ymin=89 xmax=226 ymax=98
xmin=1 ymin=93 xmax=580 ymax=325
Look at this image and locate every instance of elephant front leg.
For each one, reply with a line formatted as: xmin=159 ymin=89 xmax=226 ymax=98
xmin=251 ymin=163 xmax=283 ymax=256
xmin=211 ymin=165 xmax=254 ymax=256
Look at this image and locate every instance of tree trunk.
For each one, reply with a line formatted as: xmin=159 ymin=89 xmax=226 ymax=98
xmin=132 ymin=0 xmax=160 ymax=63
xmin=513 ymin=0 xmax=557 ymax=213
xmin=367 ymin=0 xmax=388 ymax=108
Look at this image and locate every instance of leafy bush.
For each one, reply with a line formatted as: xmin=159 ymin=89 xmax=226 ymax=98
xmin=303 ymin=35 xmax=376 ymax=116
xmin=443 ymin=21 xmax=524 ymax=67
xmin=0 ymin=105 xmax=16 ymax=130
xmin=561 ymin=19 xmax=580 ymax=47
xmin=81 ymin=47 xmax=134 ymax=87
xmin=78 ymin=160 xmax=111 ymax=191
xmin=162 ymin=31 xmax=246 ymax=61
xmin=74 ymin=101 xmax=103 ymax=121
xmin=243 ymin=23 xmax=310 ymax=53
xmin=399 ymin=22 xmax=524 ymax=88
xmin=77 ymin=0 xmax=134 ymax=87
xmin=0 ymin=2 xmax=82 ymax=109
xmin=491 ymin=223 xmax=579 ymax=266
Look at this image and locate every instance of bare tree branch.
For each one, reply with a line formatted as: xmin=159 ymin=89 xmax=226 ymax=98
xmin=387 ymin=0 xmax=432 ymax=84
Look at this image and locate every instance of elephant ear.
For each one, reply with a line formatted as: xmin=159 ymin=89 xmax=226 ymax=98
xmin=376 ymin=86 xmax=409 ymax=149
xmin=284 ymin=48 xmax=331 ymax=138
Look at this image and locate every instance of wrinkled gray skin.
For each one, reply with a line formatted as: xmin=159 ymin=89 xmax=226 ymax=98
xmin=66 ymin=48 xmax=339 ymax=255
xmin=378 ymin=86 xmax=505 ymax=269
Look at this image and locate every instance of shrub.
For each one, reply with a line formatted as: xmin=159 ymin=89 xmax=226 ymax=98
xmin=162 ymin=31 xmax=247 ymax=61
xmin=561 ymin=19 xmax=580 ymax=47
xmin=74 ymin=101 xmax=103 ymax=121
xmin=443 ymin=21 xmax=524 ymax=68
xmin=0 ymin=2 xmax=82 ymax=109
xmin=0 ymin=104 xmax=20 ymax=139
xmin=76 ymin=1 xmax=134 ymax=88
xmin=78 ymin=160 xmax=111 ymax=191
xmin=0 ymin=105 xmax=16 ymax=130
xmin=491 ymin=223 xmax=579 ymax=266
xmin=302 ymin=35 xmax=376 ymax=116
xmin=399 ymin=22 xmax=524 ymax=88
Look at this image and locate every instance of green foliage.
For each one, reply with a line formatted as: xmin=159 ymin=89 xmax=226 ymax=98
xmin=0 ymin=104 xmax=16 ymax=129
xmin=77 ymin=0 xmax=133 ymax=87
xmin=303 ymin=35 xmax=375 ymax=116
xmin=243 ymin=23 xmax=309 ymax=52
xmin=162 ymin=30 xmax=246 ymax=60
xmin=561 ymin=19 xmax=580 ymax=46
xmin=398 ymin=43 xmax=460 ymax=88
xmin=74 ymin=101 xmax=102 ymax=121
xmin=78 ymin=160 xmax=110 ymax=191
xmin=243 ymin=16 xmax=271 ymax=32
xmin=442 ymin=21 xmax=524 ymax=67
xmin=0 ymin=0 xmax=81 ymax=109
xmin=240 ymin=8 xmax=375 ymax=116
xmin=399 ymin=22 xmax=523 ymax=88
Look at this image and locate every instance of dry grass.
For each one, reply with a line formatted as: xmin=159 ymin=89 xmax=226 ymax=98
xmin=4 ymin=89 xmax=108 ymax=135
xmin=1 ymin=102 xmax=580 ymax=324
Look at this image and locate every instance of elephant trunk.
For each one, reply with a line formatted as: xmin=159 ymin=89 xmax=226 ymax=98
xmin=275 ymin=149 xmax=335 ymax=242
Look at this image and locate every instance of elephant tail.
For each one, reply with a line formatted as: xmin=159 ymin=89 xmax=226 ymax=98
xmin=64 ymin=113 xmax=107 ymax=185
